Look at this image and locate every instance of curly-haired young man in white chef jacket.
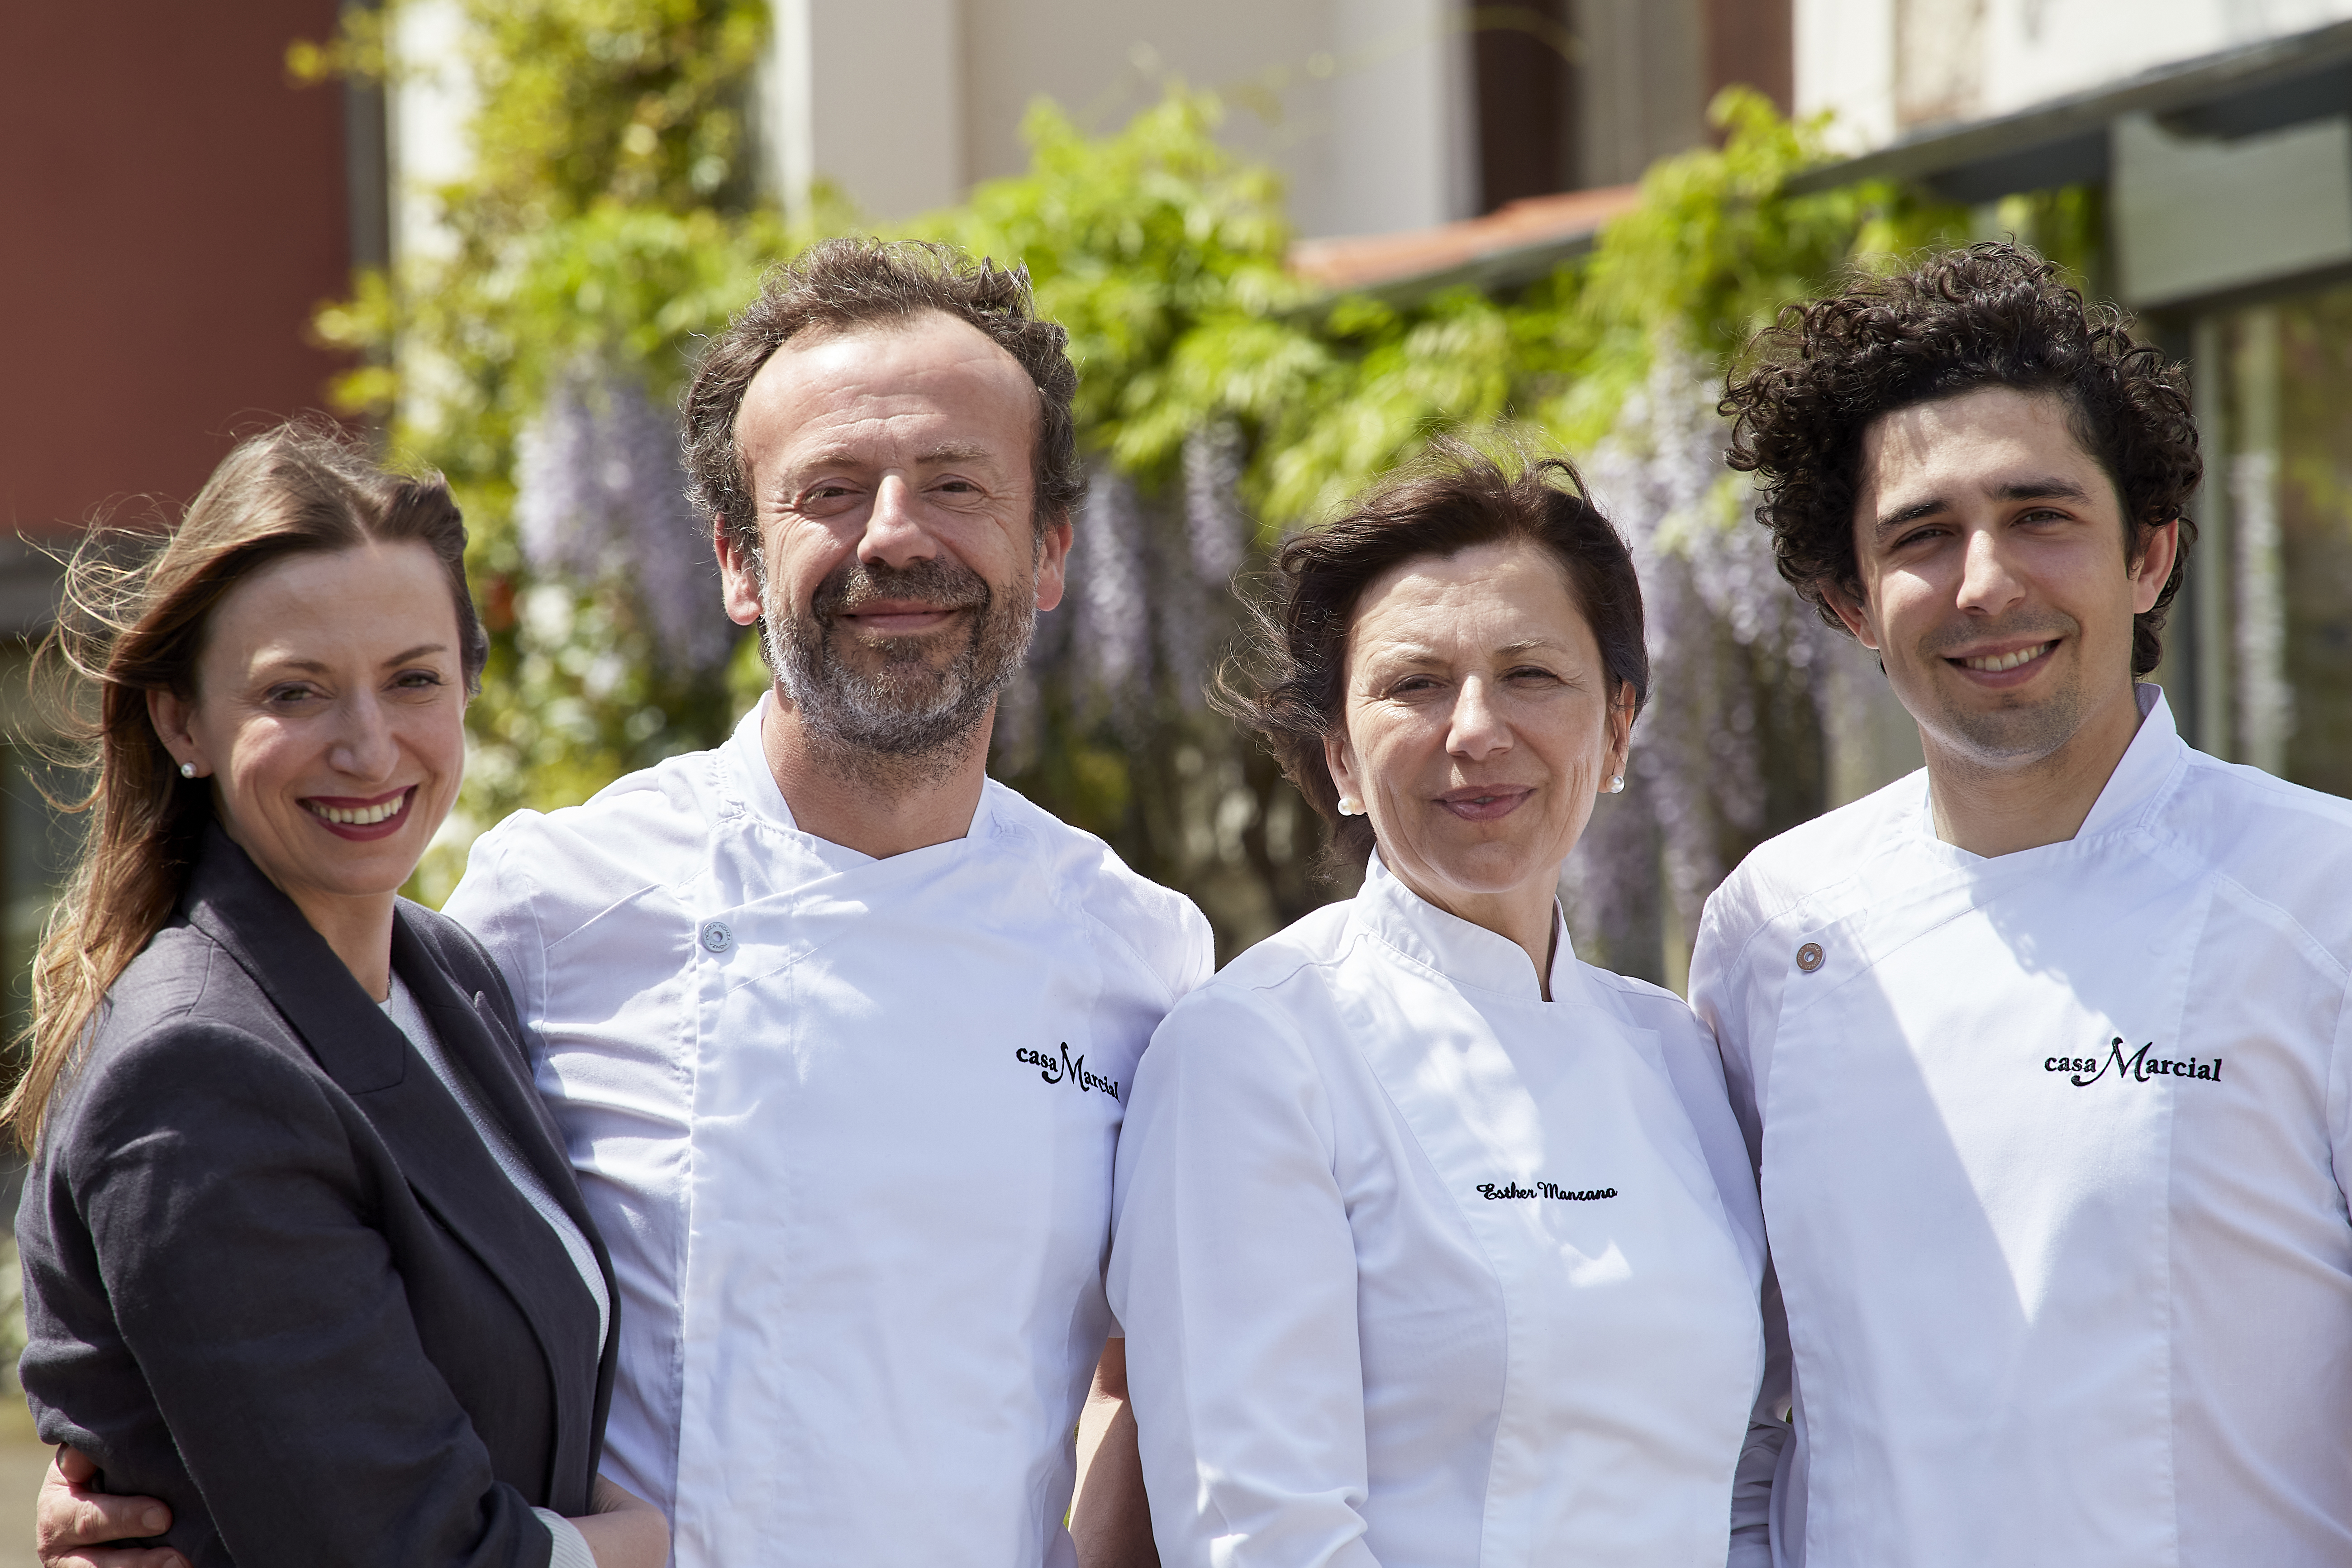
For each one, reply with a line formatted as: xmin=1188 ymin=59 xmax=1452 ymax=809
xmin=1698 ymin=241 xmax=2352 ymax=1568
xmin=39 ymin=239 xmax=1210 ymax=1568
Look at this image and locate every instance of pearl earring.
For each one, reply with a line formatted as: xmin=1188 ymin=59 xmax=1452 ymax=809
xmin=1337 ymin=797 xmax=1363 ymax=817
xmin=1607 ymin=774 xmax=1624 ymax=794
xmin=180 ymin=762 xmax=197 ymax=780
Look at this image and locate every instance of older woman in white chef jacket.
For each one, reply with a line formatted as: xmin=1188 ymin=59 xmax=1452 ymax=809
xmin=1109 ymin=444 xmax=1779 ymax=1568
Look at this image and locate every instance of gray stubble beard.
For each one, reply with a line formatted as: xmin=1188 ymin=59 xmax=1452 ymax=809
xmin=759 ymin=548 xmax=1038 ymax=791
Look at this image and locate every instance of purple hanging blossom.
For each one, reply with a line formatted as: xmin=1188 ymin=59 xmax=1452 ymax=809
xmin=1152 ymin=424 xmax=1251 ymax=711
xmin=1183 ymin=422 xmax=1249 ymax=585
xmin=1071 ymin=465 xmax=1153 ymax=731
xmin=514 ymin=361 xmax=732 ymax=671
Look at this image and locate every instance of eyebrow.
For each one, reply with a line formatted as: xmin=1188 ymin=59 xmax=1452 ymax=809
xmin=264 ymin=643 xmax=448 ymax=675
xmin=914 ymin=441 xmax=997 ymax=467
xmin=382 ymin=643 xmax=450 ymax=667
xmin=1872 ymin=475 xmax=2095 ymax=539
xmin=1361 ymin=636 xmax=1567 ymax=667
xmin=787 ymin=441 xmax=1000 ymax=477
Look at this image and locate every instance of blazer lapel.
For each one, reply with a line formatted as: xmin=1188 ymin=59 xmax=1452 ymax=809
xmin=394 ymin=911 xmax=613 ymax=1506
xmin=181 ymin=825 xmax=596 ymax=1513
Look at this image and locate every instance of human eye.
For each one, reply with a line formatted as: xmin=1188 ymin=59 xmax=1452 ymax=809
xmin=390 ymin=668 xmax=447 ymax=695
xmin=929 ymin=475 xmax=992 ymax=507
xmin=264 ymin=682 xmax=324 ymax=707
xmin=1505 ymin=663 xmax=1562 ymax=684
xmin=791 ymin=479 xmax=862 ymax=516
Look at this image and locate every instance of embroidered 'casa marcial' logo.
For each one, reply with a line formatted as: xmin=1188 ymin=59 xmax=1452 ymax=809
xmin=2046 ymin=1035 xmax=2223 ymax=1087
xmin=1476 ymin=1180 xmax=1619 ymax=1202
xmin=1015 ymin=1042 xmax=1121 ymax=1102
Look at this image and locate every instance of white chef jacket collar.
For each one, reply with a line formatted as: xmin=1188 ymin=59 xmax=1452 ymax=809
xmin=2073 ymin=682 xmax=2182 ymax=839
xmin=1355 ymin=851 xmax=1576 ymax=1001
xmin=1908 ymin=681 xmax=2184 ymax=859
xmin=723 ymin=694 xmax=992 ymax=865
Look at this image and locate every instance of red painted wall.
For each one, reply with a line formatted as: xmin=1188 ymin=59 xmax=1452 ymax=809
xmin=0 ymin=0 xmax=351 ymax=537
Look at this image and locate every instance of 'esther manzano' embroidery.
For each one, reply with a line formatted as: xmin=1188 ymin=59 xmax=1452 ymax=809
xmin=1477 ymin=1181 xmax=1618 ymax=1201
xmin=1015 ymin=1042 xmax=1121 ymax=1102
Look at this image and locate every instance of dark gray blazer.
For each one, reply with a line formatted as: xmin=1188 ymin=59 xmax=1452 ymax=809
xmin=16 ymin=825 xmax=618 ymax=1568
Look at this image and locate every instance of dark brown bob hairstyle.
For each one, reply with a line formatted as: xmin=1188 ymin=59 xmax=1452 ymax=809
xmin=5 ymin=422 xmax=484 ymax=1152
xmin=1721 ymin=240 xmax=2200 ymax=677
xmin=1219 ymin=439 xmax=1648 ymax=874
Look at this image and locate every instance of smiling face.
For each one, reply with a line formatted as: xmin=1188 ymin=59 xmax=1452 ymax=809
xmin=715 ymin=309 xmax=1071 ymax=763
xmin=1832 ymin=385 xmax=2176 ymax=773
xmin=1325 ymin=537 xmax=1633 ymax=937
xmin=150 ymin=541 xmax=466 ymax=920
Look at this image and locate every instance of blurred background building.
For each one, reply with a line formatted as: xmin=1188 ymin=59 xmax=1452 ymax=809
xmin=5 ymin=0 xmax=2352 ymax=1007
xmin=0 ymin=1 xmax=2347 ymax=1535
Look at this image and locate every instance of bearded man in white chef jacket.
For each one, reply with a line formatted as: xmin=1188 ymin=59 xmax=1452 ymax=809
xmin=467 ymin=240 xmax=1208 ymax=1566
xmin=459 ymin=239 xmax=1208 ymax=1566
xmin=1699 ymin=239 xmax=2352 ymax=1568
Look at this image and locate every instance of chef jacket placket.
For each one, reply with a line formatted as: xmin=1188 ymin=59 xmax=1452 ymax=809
xmin=668 ymin=821 xmax=1122 ymax=1568
xmin=1342 ymin=933 xmax=1763 ymax=1568
xmin=1764 ymin=835 xmax=2211 ymax=1568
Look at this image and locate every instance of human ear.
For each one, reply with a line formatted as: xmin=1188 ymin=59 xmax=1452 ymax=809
xmin=2128 ymin=519 xmax=2180 ymax=615
xmin=714 ymin=521 xmax=763 ymax=627
xmin=1322 ymin=728 xmax=1366 ymax=819
xmin=1819 ymin=577 xmax=1881 ymax=651
xmin=1032 ymin=517 xmax=1073 ymax=613
xmin=1604 ymin=681 xmax=1635 ymax=782
xmin=147 ymin=688 xmax=205 ymax=776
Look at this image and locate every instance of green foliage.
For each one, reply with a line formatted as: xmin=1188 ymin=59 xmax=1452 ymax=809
xmin=944 ymin=92 xmax=1305 ymax=478
xmin=306 ymin=0 xmax=824 ymax=898
xmin=310 ymin=4 xmax=2007 ymax=930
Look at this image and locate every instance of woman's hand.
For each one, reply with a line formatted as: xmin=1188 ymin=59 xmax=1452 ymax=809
xmin=35 ymin=1447 xmax=185 ymax=1568
xmin=567 ymin=1474 xmax=669 ymax=1568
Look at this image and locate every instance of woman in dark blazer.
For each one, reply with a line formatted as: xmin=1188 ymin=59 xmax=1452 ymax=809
xmin=10 ymin=426 xmax=667 ymax=1568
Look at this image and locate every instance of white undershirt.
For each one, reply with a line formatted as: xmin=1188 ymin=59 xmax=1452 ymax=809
xmin=381 ymin=972 xmax=610 ymax=1346
xmin=380 ymin=976 xmax=606 ymax=1568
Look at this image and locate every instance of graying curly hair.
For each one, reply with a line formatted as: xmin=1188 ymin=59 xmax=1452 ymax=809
xmin=681 ymin=237 xmax=1085 ymax=550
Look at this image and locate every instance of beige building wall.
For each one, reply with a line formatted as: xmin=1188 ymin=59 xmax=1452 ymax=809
xmin=766 ymin=0 xmax=1474 ymax=237
xmin=1797 ymin=0 xmax=2352 ymax=152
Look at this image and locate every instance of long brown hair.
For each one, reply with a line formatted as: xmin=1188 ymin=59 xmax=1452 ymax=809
xmin=4 ymin=423 xmax=486 ymax=1152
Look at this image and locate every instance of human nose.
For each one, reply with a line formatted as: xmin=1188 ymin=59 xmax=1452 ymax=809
xmin=1955 ymin=524 xmax=2026 ymax=615
xmin=329 ymin=691 xmax=400 ymax=780
xmin=1446 ymin=676 xmax=1512 ymax=761
xmin=856 ymin=474 xmax=941 ymax=571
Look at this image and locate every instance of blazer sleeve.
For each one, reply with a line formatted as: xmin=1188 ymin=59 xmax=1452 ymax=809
xmin=41 ymin=1016 xmax=556 ymax=1568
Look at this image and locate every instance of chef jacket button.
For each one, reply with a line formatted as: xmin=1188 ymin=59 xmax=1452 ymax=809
xmin=700 ymin=920 xmax=735 ymax=955
xmin=1795 ymin=941 xmax=1824 ymax=973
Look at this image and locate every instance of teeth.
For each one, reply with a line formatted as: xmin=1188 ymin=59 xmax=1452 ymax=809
xmin=1961 ymin=642 xmax=2053 ymax=673
xmin=307 ymin=796 xmax=405 ymax=827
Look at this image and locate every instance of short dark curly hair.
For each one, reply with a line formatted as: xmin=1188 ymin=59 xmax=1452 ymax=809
xmin=1218 ymin=438 xmax=1648 ymax=876
xmin=1721 ymin=241 xmax=2200 ymax=677
xmin=681 ymin=237 xmax=1085 ymax=551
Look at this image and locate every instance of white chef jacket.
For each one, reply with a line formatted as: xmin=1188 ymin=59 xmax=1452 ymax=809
xmin=443 ymin=697 xmax=1215 ymax=1568
xmin=1690 ymin=685 xmax=2352 ymax=1568
xmin=1109 ymin=853 xmax=1774 ymax=1568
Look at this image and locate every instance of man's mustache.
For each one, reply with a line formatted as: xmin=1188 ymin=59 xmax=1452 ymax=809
xmin=809 ymin=558 xmax=990 ymax=622
xmin=1920 ymin=612 xmax=2077 ymax=659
